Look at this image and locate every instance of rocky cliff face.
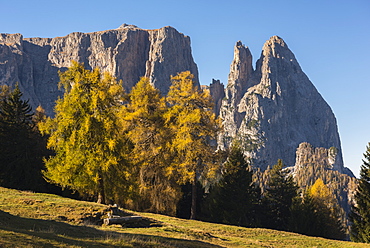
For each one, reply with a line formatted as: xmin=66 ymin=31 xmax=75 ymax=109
xmin=294 ymin=142 xmax=354 ymax=177
xmin=209 ymin=79 xmax=225 ymax=116
xmin=295 ymin=142 xmax=340 ymax=172
xmin=218 ymin=36 xmax=349 ymax=174
xmin=292 ymin=142 xmax=356 ymax=214
xmin=0 ymin=25 xmax=199 ymax=115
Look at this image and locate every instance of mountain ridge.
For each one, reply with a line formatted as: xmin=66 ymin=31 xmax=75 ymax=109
xmin=0 ymin=26 xmax=354 ymax=177
xmin=0 ymin=25 xmax=199 ymax=115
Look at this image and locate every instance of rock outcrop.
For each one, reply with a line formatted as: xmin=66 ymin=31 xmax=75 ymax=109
xmin=218 ymin=37 xmax=350 ymax=174
xmin=294 ymin=142 xmax=354 ymax=177
xmin=292 ymin=142 xmax=357 ymax=214
xmin=0 ymin=25 xmax=199 ymax=115
xmin=209 ymin=79 xmax=225 ymax=116
xmin=294 ymin=142 xmax=341 ymax=172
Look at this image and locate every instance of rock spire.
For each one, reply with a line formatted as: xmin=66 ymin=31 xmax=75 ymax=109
xmin=218 ymin=36 xmax=348 ymax=174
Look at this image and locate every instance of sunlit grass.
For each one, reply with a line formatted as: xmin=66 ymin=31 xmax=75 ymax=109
xmin=0 ymin=187 xmax=368 ymax=247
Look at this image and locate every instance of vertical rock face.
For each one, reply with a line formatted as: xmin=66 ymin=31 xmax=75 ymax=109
xmin=0 ymin=33 xmax=40 ymax=108
xmin=219 ymin=36 xmax=347 ymax=173
xmin=0 ymin=25 xmax=199 ymax=114
xmin=145 ymin=27 xmax=199 ymax=94
xmin=292 ymin=142 xmax=356 ymax=214
xmin=209 ymin=79 xmax=225 ymax=116
xmin=294 ymin=142 xmax=343 ymax=173
xmin=218 ymin=41 xmax=254 ymax=145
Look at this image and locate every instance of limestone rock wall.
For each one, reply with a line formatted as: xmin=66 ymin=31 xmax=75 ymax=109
xmin=209 ymin=79 xmax=225 ymax=116
xmin=294 ymin=142 xmax=342 ymax=173
xmin=292 ymin=142 xmax=356 ymax=214
xmin=0 ymin=25 xmax=199 ymax=115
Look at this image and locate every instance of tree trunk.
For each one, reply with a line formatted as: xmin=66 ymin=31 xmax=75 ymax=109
xmin=190 ymin=173 xmax=197 ymax=220
xmin=97 ymin=172 xmax=106 ymax=204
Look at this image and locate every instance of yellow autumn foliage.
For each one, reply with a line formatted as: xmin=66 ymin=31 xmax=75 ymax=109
xmin=309 ymin=178 xmax=337 ymax=212
xmin=39 ymin=61 xmax=133 ymax=204
xmin=121 ymin=77 xmax=181 ymax=215
xmin=165 ymin=71 xmax=221 ymax=184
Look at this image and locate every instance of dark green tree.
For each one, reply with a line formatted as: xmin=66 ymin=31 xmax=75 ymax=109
xmin=0 ymin=83 xmax=33 ymax=131
xmin=289 ymin=191 xmax=318 ymax=235
xmin=290 ymin=179 xmax=345 ymax=240
xmin=202 ymin=143 xmax=261 ymax=226
xmin=350 ymin=143 xmax=370 ymax=243
xmin=262 ymin=159 xmax=298 ymax=230
xmin=0 ymin=84 xmax=46 ymax=190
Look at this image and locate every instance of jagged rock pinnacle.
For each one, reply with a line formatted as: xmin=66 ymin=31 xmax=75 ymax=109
xmin=218 ymin=36 xmax=346 ymax=173
xmin=227 ymin=41 xmax=253 ymax=97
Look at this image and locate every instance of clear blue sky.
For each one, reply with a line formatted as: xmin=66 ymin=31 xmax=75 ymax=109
xmin=2 ymin=0 xmax=370 ymax=177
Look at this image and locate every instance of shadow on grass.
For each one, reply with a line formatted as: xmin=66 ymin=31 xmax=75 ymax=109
xmin=0 ymin=210 xmax=222 ymax=247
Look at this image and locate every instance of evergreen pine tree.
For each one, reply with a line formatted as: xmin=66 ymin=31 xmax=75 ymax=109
xmin=350 ymin=143 xmax=370 ymax=243
xmin=289 ymin=191 xmax=318 ymax=235
xmin=203 ymin=143 xmax=261 ymax=227
xmin=262 ymin=159 xmax=298 ymax=230
xmin=0 ymin=84 xmax=46 ymax=190
xmin=290 ymin=179 xmax=345 ymax=239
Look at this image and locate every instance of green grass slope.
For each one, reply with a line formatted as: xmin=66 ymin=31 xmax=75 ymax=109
xmin=0 ymin=187 xmax=368 ymax=247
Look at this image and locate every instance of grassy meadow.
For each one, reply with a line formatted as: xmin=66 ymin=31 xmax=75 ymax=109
xmin=0 ymin=187 xmax=368 ymax=247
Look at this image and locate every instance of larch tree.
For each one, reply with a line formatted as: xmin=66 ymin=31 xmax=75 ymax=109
xmin=350 ymin=143 xmax=370 ymax=243
xmin=39 ymin=61 xmax=132 ymax=204
xmin=165 ymin=71 xmax=220 ymax=219
xmin=122 ymin=77 xmax=180 ymax=215
xmin=309 ymin=178 xmax=345 ymax=239
xmin=0 ymin=85 xmax=10 ymax=101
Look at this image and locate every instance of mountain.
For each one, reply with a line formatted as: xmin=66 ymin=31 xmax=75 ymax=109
xmin=0 ymin=25 xmax=354 ymax=177
xmin=214 ymin=36 xmax=352 ymax=176
xmin=0 ymin=24 xmax=199 ymax=115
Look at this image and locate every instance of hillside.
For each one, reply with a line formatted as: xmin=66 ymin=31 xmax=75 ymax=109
xmin=0 ymin=187 xmax=367 ymax=247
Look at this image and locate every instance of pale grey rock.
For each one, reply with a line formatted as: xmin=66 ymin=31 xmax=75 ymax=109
xmin=0 ymin=26 xmax=199 ymax=115
xmin=219 ymin=36 xmax=347 ymax=174
xmin=209 ymin=79 xmax=225 ymax=116
xmin=0 ymin=33 xmax=38 ymax=109
xmin=117 ymin=24 xmax=138 ymax=29
xmin=218 ymin=41 xmax=254 ymax=147
xmin=294 ymin=142 xmax=351 ymax=175
xmin=291 ymin=142 xmax=356 ymax=214
xmin=145 ymin=26 xmax=199 ymax=94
